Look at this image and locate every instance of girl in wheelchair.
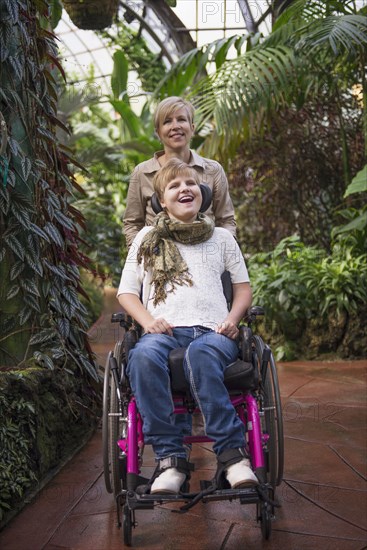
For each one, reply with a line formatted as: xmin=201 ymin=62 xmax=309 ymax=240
xmin=117 ymin=158 xmax=258 ymax=495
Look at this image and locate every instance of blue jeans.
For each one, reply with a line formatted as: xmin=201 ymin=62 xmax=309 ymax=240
xmin=126 ymin=327 xmax=246 ymax=459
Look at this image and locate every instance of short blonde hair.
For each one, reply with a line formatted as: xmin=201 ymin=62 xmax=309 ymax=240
xmin=154 ymin=96 xmax=195 ymax=131
xmin=153 ymin=158 xmax=200 ymax=201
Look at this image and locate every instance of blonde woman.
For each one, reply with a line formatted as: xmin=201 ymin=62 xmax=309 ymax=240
xmin=123 ymin=96 xmax=236 ymax=247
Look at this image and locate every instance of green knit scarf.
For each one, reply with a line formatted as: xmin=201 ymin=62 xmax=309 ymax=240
xmin=137 ymin=211 xmax=215 ymax=306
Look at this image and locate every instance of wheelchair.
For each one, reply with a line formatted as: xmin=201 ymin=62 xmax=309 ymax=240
xmin=102 ymin=290 xmax=284 ymax=546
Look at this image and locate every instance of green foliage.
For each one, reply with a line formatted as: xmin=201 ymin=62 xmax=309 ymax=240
xmin=230 ymin=93 xmax=364 ymax=251
xmin=331 ymin=204 xmax=367 ymax=256
xmin=101 ymin=24 xmax=167 ymax=92
xmin=0 ymin=383 xmax=37 ymax=522
xmin=249 ymin=236 xmax=322 ymax=323
xmin=59 ymin=53 xmax=161 ymax=283
xmin=344 ymin=164 xmax=367 ymax=197
xmin=189 ymin=46 xmax=297 ymax=144
xmin=73 ymin=173 xmax=126 ymax=286
xmin=0 ymin=368 xmax=100 ymax=524
xmin=248 ymin=226 xmax=367 ymax=359
xmin=0 ymin=0 xmax=98 ymax=379
xmin=155 ymin=0 xmax=366 ymax=158
xmin=79 ymin=271 xmax=104 ymax=326
xmin=49 ymin=0 xmax=63 ymax=29
xmin=111 ymin=50 xmax=129 ymax=100
xmin=152 ymin=34 xmax=249 ymax=99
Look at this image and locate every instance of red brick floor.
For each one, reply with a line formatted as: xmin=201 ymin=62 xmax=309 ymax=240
xmin=0 ymin=288 xmax=366 ymax=549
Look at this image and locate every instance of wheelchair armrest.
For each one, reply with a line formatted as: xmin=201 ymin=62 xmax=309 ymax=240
xmin=111 ymin=312 xmax=135 ymax=329
xmin=238 ymin=326 xmax=252 ymax=362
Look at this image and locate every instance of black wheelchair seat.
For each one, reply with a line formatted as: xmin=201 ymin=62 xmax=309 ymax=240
xmin=168 ymin=347 xmax=258 ymax=394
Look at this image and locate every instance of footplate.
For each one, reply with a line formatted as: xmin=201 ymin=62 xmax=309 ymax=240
xmin=125 ymin=485 xmax=261 ymax=512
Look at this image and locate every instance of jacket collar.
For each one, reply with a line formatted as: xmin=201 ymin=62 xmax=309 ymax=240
xmin=143 ymin=150 xmax=204 ymax=174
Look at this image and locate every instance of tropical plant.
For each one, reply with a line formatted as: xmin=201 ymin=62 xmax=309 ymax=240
xmin=332 ymin=164 xmax=367 ymax=247
xmin=249 ymin=236 xmax=322 ymax=326
xmin=150 ymin=2 xmax=366 ymax=168
xmin=0 ymin=0 xmax=98 ymax=378
xmin=185 ymin=0 xmax=367 ymax=162
xmin=229 ymin=90 xmax=364 ymax=252
xmin=101 ymin=24 xmax=167 ymax=93
xmin=248 ymin=231 xmax=367 ymax=359
xmin=56 ymin=53 xmax=161 ymax=282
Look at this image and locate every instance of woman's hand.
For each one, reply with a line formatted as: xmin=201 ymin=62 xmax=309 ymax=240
xmin=144 ymin=317 xmax=174 ymax=336
xmin=215 ymin=320 xmax=239 ymax=340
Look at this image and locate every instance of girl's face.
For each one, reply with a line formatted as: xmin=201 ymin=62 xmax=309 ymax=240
xmin=160 ymin=174 xmax=201 ymax=223
xmin=157 ymin=107 xmax=195 ymax=152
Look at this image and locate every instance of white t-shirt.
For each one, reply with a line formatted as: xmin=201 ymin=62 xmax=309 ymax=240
xmin=117 ymin=227 xmax=250 ymax=330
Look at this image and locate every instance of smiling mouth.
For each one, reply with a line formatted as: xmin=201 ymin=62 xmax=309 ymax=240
xmin=178 ymin=196 xmax=194 ymax=203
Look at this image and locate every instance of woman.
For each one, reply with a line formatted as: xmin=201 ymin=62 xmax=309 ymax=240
xmin=117 ymin=159 xmax=257 ymax=494
xmin=123 ymin=96 xmax=236 ymax=247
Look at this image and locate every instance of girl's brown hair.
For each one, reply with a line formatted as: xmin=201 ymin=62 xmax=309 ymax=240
xmin=153 ymin=158 xmax=200 ymax=200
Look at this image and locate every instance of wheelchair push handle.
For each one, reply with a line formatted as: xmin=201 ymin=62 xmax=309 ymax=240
xmin=245 ymin=306 xmax=265 ymax=325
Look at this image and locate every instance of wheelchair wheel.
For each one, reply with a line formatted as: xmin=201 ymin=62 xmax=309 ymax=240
xmin=102 ymin=351 xmax=113 ymax=494
xmin=122 ymin=504 xmax=133 ymax=546
xmin=110 ymin=342 xmax=127 ymax=496
xmin=254 ymin=335 xmax=284 ymax=487
xmin=102 ymin=344 xmax=126 ymax=496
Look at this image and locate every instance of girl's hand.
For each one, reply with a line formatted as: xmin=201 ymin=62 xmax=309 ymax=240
xmin=144 ymin=318 xmax=174 ymax=336
xmin=216 ymin=320 xmax=239 ymax=340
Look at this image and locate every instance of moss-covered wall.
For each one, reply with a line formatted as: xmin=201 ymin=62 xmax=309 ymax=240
xmin=257 ymin=305 xmax=367 ymax=361
xmin=0 ymin=368 xmax=101 ymax=526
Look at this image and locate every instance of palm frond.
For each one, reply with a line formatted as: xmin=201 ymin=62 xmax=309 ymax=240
xmin=189 ymin=47 xmax=297 ymax=139
xmin=152 ymin=34 xmax=249 ymax=100
xmin=269 ymin=0 xmax=367 ymax=55
xmin=298 ymin=15 xmax=367 ymax=55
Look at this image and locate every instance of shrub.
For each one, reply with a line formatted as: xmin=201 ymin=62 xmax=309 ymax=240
xmin=248 ymin=229 xmax=367 ymax=359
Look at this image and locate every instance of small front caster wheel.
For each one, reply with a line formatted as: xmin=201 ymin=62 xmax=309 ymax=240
xmin=122 ymin=504 xmax=134 ymax=546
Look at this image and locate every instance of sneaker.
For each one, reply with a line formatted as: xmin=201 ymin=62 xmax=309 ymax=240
xmin=150 ymin=468 xmax=186 ymax=494
xmin=225 ymin=458 xmax=258 ymax=488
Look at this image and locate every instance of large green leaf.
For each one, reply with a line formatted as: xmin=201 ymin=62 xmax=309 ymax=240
xmin=153 ymin=34 xmax=247 ymax=99
xmin=111 ymin=50 xmax=129 ymax=100
xmin=49 ymin=0 xmax=63 ymax=29
xmin=110 ymin=100 xmax=143 ymax=139
xmin=344 ymin=165 xmax=367 ymax=197
xmin=335 ymin=212 xmax=367 ymax=233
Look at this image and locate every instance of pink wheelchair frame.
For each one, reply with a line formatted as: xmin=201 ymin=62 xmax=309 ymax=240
xmin=103 ymin=308 xmax=284 ymax=546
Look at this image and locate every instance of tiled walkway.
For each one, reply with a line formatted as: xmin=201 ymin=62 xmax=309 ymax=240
xmin=0 ymin=288 xmax=366 ymax=549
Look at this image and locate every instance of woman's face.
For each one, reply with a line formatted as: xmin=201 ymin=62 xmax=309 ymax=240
xmin=157 ymin=107 xmax=195 ymax=152
xmin=160 ymin=174 xmax=201 ymax=223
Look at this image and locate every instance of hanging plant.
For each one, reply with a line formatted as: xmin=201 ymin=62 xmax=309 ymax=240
xmin=62 ymin=0 xmax=119 ymax=30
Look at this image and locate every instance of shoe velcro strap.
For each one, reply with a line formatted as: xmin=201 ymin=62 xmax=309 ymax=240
xmin=217 ymin=447 xmax=248 ymax=469
xmin=158 ymin=457 xmax=195 ymax=475
xmin=214 ymin=448 xmax=249 ymax=490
